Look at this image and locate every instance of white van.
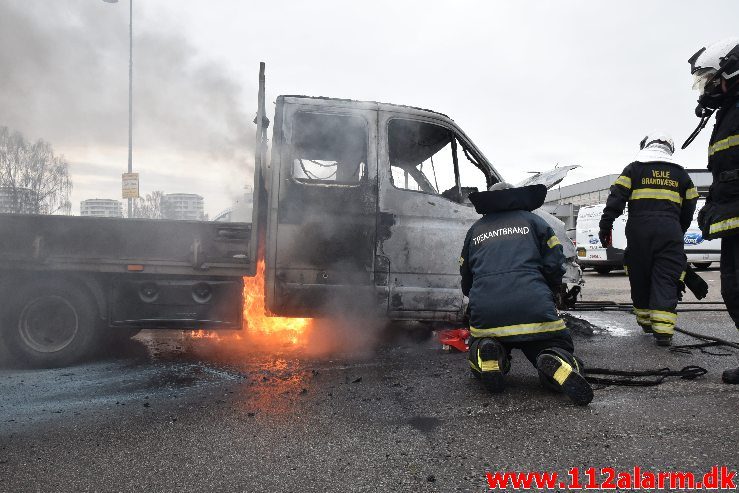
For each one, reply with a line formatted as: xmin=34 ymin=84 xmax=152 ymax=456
xmin=684 ymin=199 xmax=721 ymax=269
xmin=575 ymin=200 xmax=720 ymax=274
xmin=575 ymin=204 xmax=626 ymax=274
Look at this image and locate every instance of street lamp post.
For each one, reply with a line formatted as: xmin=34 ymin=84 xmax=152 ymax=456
xmin=103 ymin=0 xmax=133 ymax=218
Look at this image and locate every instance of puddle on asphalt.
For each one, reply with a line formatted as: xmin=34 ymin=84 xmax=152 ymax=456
xmin=567 ymin=311 xmax=633 ymax=337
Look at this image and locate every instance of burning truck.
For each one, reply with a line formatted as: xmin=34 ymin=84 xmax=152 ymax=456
xmin=0 ymin=64 xmax=581 ymax=367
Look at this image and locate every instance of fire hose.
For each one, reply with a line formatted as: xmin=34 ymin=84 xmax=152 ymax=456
xmin=438 ymin=300 xmax=738 ymax=387
xmin=572 ymin=300 xmax=727 ymax=313
xmin=566 ymin=300 xmax=737 ymax=385
xmin=582 ymin=365 xmax=708 ymax=387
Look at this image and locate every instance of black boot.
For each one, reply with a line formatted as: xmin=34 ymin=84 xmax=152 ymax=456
xmin=469 ymin=338 xmax=508 ymax=394
xmin=536 ymin=349 xmax=593 ymax=406
xmin=654 ymin=334 xmax=672 ymax=347
xmin=722 ymin=367 xmax=739 ymax=384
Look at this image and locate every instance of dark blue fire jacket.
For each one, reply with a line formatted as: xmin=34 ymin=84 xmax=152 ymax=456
xmin=460 ymin=185 xmax=566 ymax=341
xmin=698 ymin=90 xmax=739 ymax=238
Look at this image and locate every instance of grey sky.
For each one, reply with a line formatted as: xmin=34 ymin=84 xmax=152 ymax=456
xmin=2 ymin=1 xmax=737 ymax=215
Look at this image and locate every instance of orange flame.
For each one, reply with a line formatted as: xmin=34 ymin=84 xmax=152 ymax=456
xmin=242 ymin=260 xmax=312 ymax=346
xmin=187 ymin=260 xmax=312 ymax=348
xmin=189 ymin=329 xmax=220 ymax=339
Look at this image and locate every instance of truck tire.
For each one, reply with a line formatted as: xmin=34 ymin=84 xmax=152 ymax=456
xmin=692 ymin=262 xmax=711 ymax=270
xmin=2 ymin=281 xmax=99 ymax=367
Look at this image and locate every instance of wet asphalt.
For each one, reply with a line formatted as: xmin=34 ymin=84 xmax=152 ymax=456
xmin=0 ymin=270 xmax=737 ymax=492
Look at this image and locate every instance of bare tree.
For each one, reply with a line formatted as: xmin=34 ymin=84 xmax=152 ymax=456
xmin=0 ymin=126 xmax=72 ymax=214
xmin=132 ymin=190 xmax=167 ymax=219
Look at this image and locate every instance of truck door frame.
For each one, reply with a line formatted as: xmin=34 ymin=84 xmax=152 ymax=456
xmin=377 ymin=108 xmax=498 ymax=322
xmin=264 ymin=97 xmax=381 ymax=317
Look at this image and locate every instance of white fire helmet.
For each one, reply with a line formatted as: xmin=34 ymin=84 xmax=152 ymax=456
xmin=635 ymin=131 xmax=677 ymax=164
xmin=690 ymin=37 xmax=739 ymax=95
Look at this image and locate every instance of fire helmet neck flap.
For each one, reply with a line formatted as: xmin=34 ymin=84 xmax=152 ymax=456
xmin=468 ymin=184 xmax=547 ymax=215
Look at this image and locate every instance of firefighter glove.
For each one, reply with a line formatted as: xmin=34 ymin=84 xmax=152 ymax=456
xmin=598 ymin=228 xmax=612 ymax=248
xmin=684 ymin=265 xmax=709 ymax=300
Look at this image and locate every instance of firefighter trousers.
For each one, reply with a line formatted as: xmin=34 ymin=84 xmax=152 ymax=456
xmin=468 ymin=331 xmax=582 ymax=394
xmin=624 ymin=217 xmax=686 ymax=336
xmin=469 ymin=330 xmax=575 ymax=368
xmin=720 ymin=234 xmax=739 ymax=329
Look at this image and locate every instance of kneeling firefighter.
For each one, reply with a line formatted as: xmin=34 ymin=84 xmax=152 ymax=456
xmin=460 ymin=182 xmax=593 ymax=406
xmin=599 ymin=133 xmax=698 ymax=346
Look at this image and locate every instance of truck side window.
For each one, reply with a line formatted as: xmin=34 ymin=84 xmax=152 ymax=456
xmin=388 ymin=119 xmax=456 ymax=196
xmin=456 ymin=139 xmax=488 ymax=205
xmin=388 ymin=119 xmax=488 ymax=204
xmin=291 ymin=112 xmax=367 ymax=185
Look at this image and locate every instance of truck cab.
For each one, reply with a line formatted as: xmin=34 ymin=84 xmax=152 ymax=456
xmin=258 ymin=94 xmax=582 ymax=323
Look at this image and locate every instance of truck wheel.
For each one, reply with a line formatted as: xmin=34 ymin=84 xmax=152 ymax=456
xmin=594 ymin=266 xmax=612 ymax=275
xmin=2 ymin=281 xmax=99 ymax=367
xmin=692 ymin=262 xmax=711 ymax=270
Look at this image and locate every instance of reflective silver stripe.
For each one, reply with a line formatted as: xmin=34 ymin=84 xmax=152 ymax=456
xmin=615 ymin=175 xmax=632 ymax=189
xmin=651 ymin=309 xmax=676 ymax=334
xmin=685 ymin=187 xmax=699 ymax=200
xmin=708 ymin=134 xmax=739 ymax=156
xmin=651 ymin=322 xmax=675 ymax=334
xmin=709 ymin=216 xmax=739 ymax=235
xmin=547 ymin=235 xmax=561 ymax=248
xmin=470 ymin=319 xmax=566 ymax=338
xmin=630 ymin=188 xmax=682 ymax=204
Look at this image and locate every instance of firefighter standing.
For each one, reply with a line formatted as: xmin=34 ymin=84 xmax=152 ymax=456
xmin=599 ymin=133 xmax=698 ymax=346
xmin=687 ymin=38 xmax=739 ymax=384
xmin=461 ymin=182 xmax=593 ymax=406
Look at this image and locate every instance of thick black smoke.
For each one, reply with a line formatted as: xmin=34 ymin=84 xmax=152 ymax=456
xmin=0 ymin=1 xmax=255 ymax=200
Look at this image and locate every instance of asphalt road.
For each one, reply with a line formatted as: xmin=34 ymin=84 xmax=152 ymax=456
xmin=0 ymin=269 xmax=737 ymax=492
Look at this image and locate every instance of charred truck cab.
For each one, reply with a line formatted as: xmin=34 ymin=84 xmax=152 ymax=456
xmin=0 ymin=64 xmax=581 ymax=367
xmin=260 ymin=91 xmax=582 ymax=322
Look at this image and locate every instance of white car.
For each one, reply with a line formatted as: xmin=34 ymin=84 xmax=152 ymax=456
xmin=576 ymin=200 xmax=720 ymax=274
xmin=684 ymin=199 xmax=721 ymax=269
xmin=575 ymin=204 xmax=626 ymax=274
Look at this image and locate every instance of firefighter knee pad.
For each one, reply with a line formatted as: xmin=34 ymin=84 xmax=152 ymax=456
xmin=468 ymin=338 xmax=508 ymax=394
xmin=536 ymin=348 xmax=593 ymax=406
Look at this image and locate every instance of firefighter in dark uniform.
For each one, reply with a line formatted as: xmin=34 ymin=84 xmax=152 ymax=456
xmin=461 ymin=182 xmax=593 ymax=406
xmin=687 ymin=38 xmax=739 ymax=383
xmin=599 ymin=133 xmax=698 ymax=346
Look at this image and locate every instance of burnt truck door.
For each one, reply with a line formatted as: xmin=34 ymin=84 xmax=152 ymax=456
xmin=377 ymin=107 xmax=498 ymax=322
xmin=264 ymin=97 xmax=379 ymax=316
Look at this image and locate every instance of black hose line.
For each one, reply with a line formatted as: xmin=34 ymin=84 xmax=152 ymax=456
xmin=563 ymin=302 xmax=739 ymax=386
xmin=570 ymin=301 xmax=728 ymax=313
xmin=583 ymin=366 xmax=708 ymax=387
xmin=670 ymin=341 xmax=735 ymax=357
xmin=673 ymin=327 xmax=739 ymax=350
